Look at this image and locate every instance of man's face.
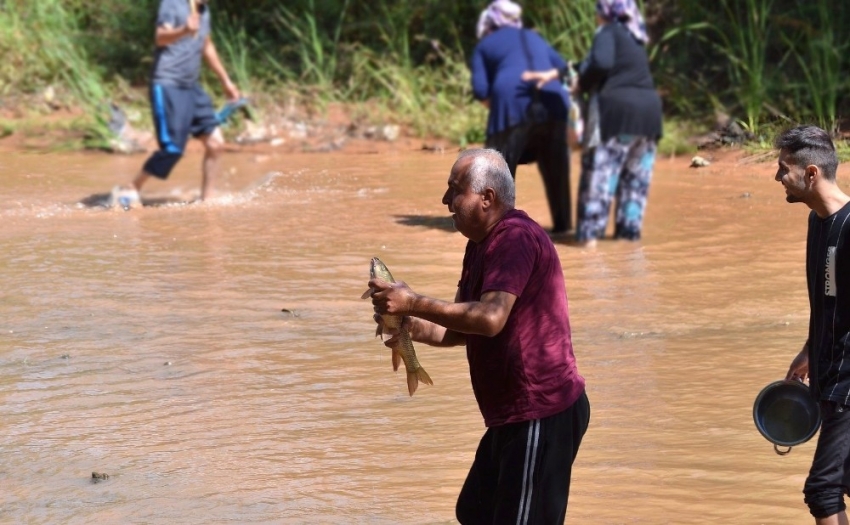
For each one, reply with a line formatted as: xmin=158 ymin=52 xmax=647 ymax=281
xmin=775 ymin=149 xmax=809 ymax=203
xmin=442 ymin=159 xmax=483 ymax=239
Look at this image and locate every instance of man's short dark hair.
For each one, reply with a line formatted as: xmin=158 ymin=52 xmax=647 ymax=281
xmin=774 ymin=125 xmax=839 ymax=180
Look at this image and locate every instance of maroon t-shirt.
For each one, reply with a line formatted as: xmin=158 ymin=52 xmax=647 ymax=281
xmin=459 ymin=209 xmax=585 ymax=427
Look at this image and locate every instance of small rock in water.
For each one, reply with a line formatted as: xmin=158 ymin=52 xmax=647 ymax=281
xmin=91 ymin=472 xmax=109 ymax=483
xmin=690 ymin=156 xmax=711 ymax=168
xmin=164 ymin=361 xmax=172 ymax=366
xmin=740 ymin=192 xmax=752 ymax=199
xmin=421 ymin=142 xmax=446 ymax=153
xmin=280 ymin=308 xmax=300 ymax=317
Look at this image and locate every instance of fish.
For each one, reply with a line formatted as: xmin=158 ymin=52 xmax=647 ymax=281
xmin=361 ymin=257 xmax=433 ymax=396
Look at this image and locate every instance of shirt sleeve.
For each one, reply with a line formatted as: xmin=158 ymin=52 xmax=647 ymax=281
xmin=546 ymin=44 xmax=567 ymax=72
xmin=481 ymin=226 xmax=537 ymax=298
xmin=157 ymin=0 xmax=184 ymax=28
xmin=579 ymin=26 xmax=614 ymax=92
xmin=470 ymin=44 xmax=490 ymax=101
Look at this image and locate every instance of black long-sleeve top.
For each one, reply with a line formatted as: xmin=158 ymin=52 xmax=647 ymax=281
xmin=578 ymin=22 xmax=662 ymax=141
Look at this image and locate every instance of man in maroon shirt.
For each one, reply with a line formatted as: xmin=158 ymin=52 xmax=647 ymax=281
xmin=368 ymin=148 xmax=590 ymax=524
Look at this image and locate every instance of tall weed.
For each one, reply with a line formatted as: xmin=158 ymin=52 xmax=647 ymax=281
xmin=779 ymin=1 xmax=846 ymax=134
xmin=272 ymin=0 xmax=351 ymax=92
xmin=349 ymin=44 xmax=486 ymax=145
xmin=528 ymin=0 xmax=596 ymax=63
xmin=0 ymin=0 xmax=111 ymax=142
xmin=692 ymin=0 xmax=775 ymax=134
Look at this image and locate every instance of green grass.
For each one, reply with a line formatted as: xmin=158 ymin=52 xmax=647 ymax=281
xmin=2 ymin=0 xmax=850 ymax=152
xmin=657 ymin=119 xmax=700 ymax=157
xmin=0 ymin=0 xmax=112 ymax=148
xmin=836 ymin=141 xmax=850 ymax=163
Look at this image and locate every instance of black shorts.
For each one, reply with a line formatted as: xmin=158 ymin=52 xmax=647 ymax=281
xmin=456 ymin=391 xmax=590 ymax=525
xmin=804 ymin=401 xmax=850 ymax=518
xmin=143 ymin=83 xmax=219 ymax=180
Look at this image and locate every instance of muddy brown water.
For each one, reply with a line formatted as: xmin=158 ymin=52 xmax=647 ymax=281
xmin=0 ymin=146 xmax=828 ymax=523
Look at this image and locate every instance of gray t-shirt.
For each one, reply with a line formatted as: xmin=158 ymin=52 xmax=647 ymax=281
xmin=151 ymin=0 xmax=211 ymax=87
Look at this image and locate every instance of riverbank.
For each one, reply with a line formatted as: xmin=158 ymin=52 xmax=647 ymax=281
xmin=0 ymin=86 xmax=729 ymax=162
xmin=0 ymin=93 xmax=460 ymax=155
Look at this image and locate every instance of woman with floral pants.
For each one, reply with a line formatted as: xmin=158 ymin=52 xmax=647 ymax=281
xmin=574 ymin=0 xmax=662 ymax=244
xmin=576 ymin=135 xmax=657 ymax=241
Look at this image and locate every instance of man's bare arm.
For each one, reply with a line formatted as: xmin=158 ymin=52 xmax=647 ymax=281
xmin=155 ymin=20 xmax=197 ymax=47
xmin=405 ymin=289 xmax=467 ymax=346
xmin=370 ymin=278 xmax=516 ymax=338
xmin=202 ymin=37 xmax=239 ymax=99
xmin=409 ymin=290 xmax=516 ymax=337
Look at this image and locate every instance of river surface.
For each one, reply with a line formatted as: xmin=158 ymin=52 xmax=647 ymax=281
xmin=0 ymin=145 xmax=828 ymax=524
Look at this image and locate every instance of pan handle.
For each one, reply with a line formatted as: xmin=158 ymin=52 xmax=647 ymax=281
xmin=774 ymin=444 xmax=792 ymax=456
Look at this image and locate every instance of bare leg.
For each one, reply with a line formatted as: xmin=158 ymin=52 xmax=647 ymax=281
xmin=200 ymin=128 xmax=224 ymax=201
xmin=132 ymin=171 xmax=151 ymax=192
xmin=817 ymin=511 xmax=850 ymax=525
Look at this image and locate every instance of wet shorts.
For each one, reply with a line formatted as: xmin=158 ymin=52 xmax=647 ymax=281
xmin=143 ymin=83 xmax=219 ymax=180
xmin=804 ymin=400 xmax=850 ymax=518
xmin=456 ymin=391 xmax=590 ymax=525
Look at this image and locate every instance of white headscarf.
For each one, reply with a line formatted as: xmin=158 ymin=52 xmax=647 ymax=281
xmin=596 ymin=0 xmax=649 ymax=44
xmin=476 ymin=0 xmax=523 ymax=40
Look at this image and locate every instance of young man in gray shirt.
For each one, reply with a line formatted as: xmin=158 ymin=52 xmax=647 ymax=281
xmin=127 ymin=0 xmax=240 ymax=203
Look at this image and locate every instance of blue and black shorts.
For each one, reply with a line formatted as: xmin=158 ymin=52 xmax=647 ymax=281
xmin=143 ymin=83 xmax=219 ymax=180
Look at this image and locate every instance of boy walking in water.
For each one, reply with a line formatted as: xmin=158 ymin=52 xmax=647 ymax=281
xmin=125 ymin=0 xmax=240 ymax=205
xmin=776 ymin=125 xmax=850 ymax=524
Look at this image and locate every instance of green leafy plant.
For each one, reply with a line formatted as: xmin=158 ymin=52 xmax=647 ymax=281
xmin=779 ymin=1 xmax=846 ymax=134
xmin=272 ymin=0 xmax=351 ymax=92
xmin=701 ymin=0 xmax=776 ymax=135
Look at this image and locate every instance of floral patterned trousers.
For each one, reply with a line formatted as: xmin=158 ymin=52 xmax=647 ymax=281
xmin=575 ymin=135 xmax=657 ymax=241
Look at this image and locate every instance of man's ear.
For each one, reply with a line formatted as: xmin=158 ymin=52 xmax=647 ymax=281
xmin=481 ymin=187 xmax=496 ymax=209
xmin=806 ymin=164 xmax=820 ymax=183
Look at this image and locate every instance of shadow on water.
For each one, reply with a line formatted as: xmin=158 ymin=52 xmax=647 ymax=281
xmin=393 ymin=214 xmax=455 ymax=232
xmin=393 ymin=215 xmax=585 ymax=243
xmin=77 ymin=191 xmax=196 ymax=209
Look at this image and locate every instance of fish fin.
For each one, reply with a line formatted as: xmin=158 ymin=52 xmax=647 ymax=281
xmin=360 ymin=288 xmax=373 ymax=300
xmin=375 ymin=325 xmax=383 ymax=338
xmin=416 ymin=366 xmax=433 ymax=386
xmin=406 ymin=371 xmax=418 ymax=397
xmin=392 ymin=348 xmax=401 ymax=372
xmin=405 ymin=366 xmax=433 ymax=396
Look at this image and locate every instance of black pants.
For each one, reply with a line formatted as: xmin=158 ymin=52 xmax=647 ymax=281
xmin=485 ymin=121 xmax=572 ymax=233
xmin=804 ymin=400 xmax=850 ymax=518
xmin=456 ymin=391 xmax=590 ymax=525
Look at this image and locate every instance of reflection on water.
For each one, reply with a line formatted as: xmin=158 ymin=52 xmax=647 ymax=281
xmin=0 ymin=148 xmax=822 ymax=523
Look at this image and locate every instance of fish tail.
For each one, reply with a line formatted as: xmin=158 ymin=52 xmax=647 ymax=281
xmin=405 ymin=365 xmax=433 ymax=397
xmin=417 ymin=366 xmax=433 ymax=386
